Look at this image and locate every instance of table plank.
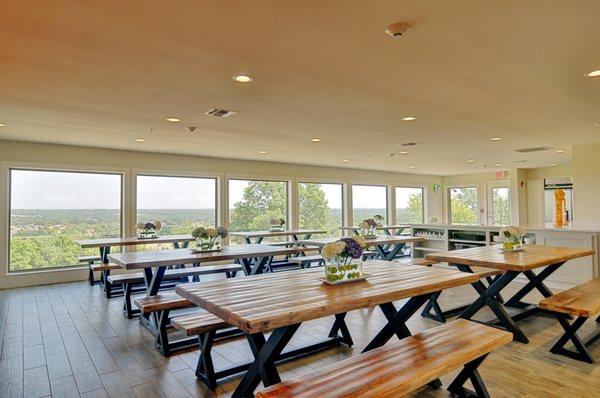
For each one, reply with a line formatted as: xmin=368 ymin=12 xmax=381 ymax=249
xmin=298 ymin=235 xmax=423 ymax=247
xmin=75 ymin=235 xmax=194 ymax=248
xmin=175 ymin=262 xmax=479 ymax=333
xmin=339 ymin=225 xmax=410 ymax=230
xmin=426 ymin=245 xmax=594 ymax=272
xmin=108 ymin=244 xmax=306 ymax=270
xmin=229 ymin=229 xmax=327 ymax=239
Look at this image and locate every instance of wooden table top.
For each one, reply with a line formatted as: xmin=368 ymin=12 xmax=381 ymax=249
xmin=298 ymin=235 xmax=424 ymax=248
xmin=75 ymin=234 xmax=194 ymax=248
xmin=339 ymin=224 xmax=410 ymax=230
xmin=426 ymin=244 xmax=595 ymax=272
xmin=228 ymin=229 xmax=327 ymax=238
xmin=175 ymin=261 xmax=479 ymax=333
xmin=108 ymin=244 xmax=306 ymax=270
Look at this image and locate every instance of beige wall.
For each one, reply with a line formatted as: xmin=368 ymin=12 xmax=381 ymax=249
xmin=0 ymin=139 xmax=443 ymax=289
xmin=573 ymin=143 xmax=600 ymax=226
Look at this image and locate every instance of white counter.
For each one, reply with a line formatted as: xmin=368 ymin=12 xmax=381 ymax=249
xmin=409 ymin=223 xmax=598 ymax=288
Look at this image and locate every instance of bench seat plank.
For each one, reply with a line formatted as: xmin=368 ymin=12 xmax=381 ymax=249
xmin=539 ymin=279 xmax=600 ymax=317
xmin=257 ymin=319 xmax=511 ymax=398
xmin=134 ymin=294 xmax=193 ymax=314
xmin=288 ymin=255 xmax=324 ymax=265
xmin=107 ymin=263 xmax=242 ymax=285
xmin=78 ymin=255 xmax=101 ymax=263
xmin=172 ymin=312 xmax=229 ymax=335
xmin=90 ymin=263 xmax=121 ymax=272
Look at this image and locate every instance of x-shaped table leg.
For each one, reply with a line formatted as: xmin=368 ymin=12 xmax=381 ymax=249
xmin=504 ymin=263 xmax=562 ymax=308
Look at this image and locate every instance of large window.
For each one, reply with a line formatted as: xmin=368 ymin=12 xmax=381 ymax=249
xmin=395 ymin=187 xmax=424 ymax=224
xmin=9 ymin=169 xmax=122 ymax=272
xmin=136 ymin=175 xmax=217 ymax=235
xmin=352 ymin=185 xmax=388 ymax=225
xmin=298 ymin=182 xmax=343 ymax=236
xmin=448 ymin=187 xmax=479 ymax=225
xmin=229 ymin=179 xmax=288 ymax=238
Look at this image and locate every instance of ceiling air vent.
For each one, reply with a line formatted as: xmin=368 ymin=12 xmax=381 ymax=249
xmin=399 ymin=142 xmax=421 ymax=147
xmin=205 ymin=108 xmax=237 ymax=118
xmin=514 ymin=146 xmax=551 ymax=153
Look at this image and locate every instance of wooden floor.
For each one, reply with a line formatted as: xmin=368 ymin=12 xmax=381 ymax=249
xmin=1 ymin=265 xmax=599 ymax=397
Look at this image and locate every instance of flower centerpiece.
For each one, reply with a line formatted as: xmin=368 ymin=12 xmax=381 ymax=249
xmin=500 ymin=226 xmax=525 ymax=252
xmin=192 ymin=226 xmax=228 ymax=252
xmin=373 ymin=214 xmax=384 ymax=226
xmin=359 ymin=219 xmax=378 ymax=239
xmin=269 ymin=218 xmax=286 ymax=232
xmin=321 ymin=236 xmax=366 ymax=284
xmin=136 ymin=221 xmax=161 ymax=239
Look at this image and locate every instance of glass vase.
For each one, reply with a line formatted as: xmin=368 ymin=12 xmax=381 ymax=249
xmin=138 ymin=229 xmax=157 ymax=239
xmin=503 ymin=235 xmax=522 ymax=251
xmin=360 ymin=227 xmax=376 ymax=239
xmin=196 ymin=236 xmax=221 ymax=251
xmin=325 ymin=257 xmax=364 ymax=283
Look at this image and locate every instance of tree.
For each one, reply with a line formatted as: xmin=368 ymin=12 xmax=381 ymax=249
xmin=450 ymin=188 xmax=478 ymax=225
xmin=229 ymin=181 xmax=288 ymax=232
xmin=298 ymin=183 xmax=330 ymax=232
xmin=492 ymin=189 xmax=510 ymax=226
xmin=406 ymin=193 xmax=424 ymax=223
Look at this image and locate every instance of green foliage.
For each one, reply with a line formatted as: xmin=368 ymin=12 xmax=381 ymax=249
xmin=229 ymin=181 xmax=287 ymax=232
xmin=492 ymin=189 xmax=510 ymax=226
xmin=397 ymin=193 xmax=424 ymax=223
xmin=449 ymin=188 xmax=478 ymax=225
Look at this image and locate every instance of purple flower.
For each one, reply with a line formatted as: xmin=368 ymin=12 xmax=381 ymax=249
xmin=341 ymin=238 xmax=363 ymax=259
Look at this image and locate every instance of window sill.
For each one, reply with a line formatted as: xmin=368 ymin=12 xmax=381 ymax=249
xmin=7 ymin=265 xmax=88 ymax=276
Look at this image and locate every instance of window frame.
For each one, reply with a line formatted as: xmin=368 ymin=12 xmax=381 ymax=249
xmin=350 ymin=183 xmax=390 ymax=226
xmin=133 ymin=172 xmax=220 ymax=230
xmin=394 ymin=185 xmax=426 ymax=224
xmin=297 ymin=180 xmax=345 ymax=235
xmin=446 ymin=185 xmax=480 ymax=226
xmin=6 ymin=164 xmax=126 ymax=273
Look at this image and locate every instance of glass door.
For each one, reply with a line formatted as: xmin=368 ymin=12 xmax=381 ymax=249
xmin=487 ymin=183 xmax=510 ymax=226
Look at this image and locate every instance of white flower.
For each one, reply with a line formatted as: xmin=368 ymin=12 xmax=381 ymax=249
xmin=359 ymin=221 xmax=369 ymax=229
xmin=351 ymin=235 xmax=367 ymax=248
xmin=207 ymin=228 xmax=218 ymax=238
xmin=136 ymin=223 xmax=145 ymax=229
xmin=154 ymin=221 xmax=162 ymax=230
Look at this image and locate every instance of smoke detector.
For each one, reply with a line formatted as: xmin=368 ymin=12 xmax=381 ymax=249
xmin=187 ymin=126 xmax=197 ymax=133
xmin=385 ymin=22 xmax=410 ymax=37
xmin=205 ymin=108 xmax=237 ymax=118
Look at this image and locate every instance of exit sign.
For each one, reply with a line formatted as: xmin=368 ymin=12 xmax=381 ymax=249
xmin=494 ymin=170 xmax=509 ymax=178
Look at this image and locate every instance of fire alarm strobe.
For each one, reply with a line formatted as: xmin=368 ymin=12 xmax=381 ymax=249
xmin=385 ymin=22 xmax=410 ymax=37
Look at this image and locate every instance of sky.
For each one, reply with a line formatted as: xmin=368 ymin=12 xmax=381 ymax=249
xmin=10 ymin=170 xmax=418 ymax=210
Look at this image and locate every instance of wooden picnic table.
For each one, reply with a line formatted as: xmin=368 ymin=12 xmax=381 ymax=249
xmin=426 ymin=244 xmax=594 ymax=343
xmin=340 ymin=224 xmax=411 ymax=236
xmin=176 ymin=261 xmax=479 ymax=397
xmin=228 ymin=229 xmax=327 ymax=244
xmin=108 ymin=244 xmax=309 ymax=296
xmin=75 ymin=234 xmax=195 ymax=263
xmin=298 ymin=235 xmax=424 ymax=261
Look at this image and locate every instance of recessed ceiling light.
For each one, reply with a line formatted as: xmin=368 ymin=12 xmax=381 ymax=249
xmin=587 ymin=70 xmax=600 ymax=77
xmin=556 ymin=149 xmax=565 ymax=153
xmin=490 ymin=137 xmax=502 ymax=141
xmin=311 ymin=138 xmax=321 ymax=142
xmin=342 ymin=159 xmax=350 ymax=162
xmin=550 ymin=163 xmax=556 ymax=166
xmin=495 ymin=163 xmax=501 ymax=167
xmin=402 ymin=116 xmax=416 ymax=121
xmin=259 ymin=150 xmax=267 ymax=154
xmin=135 ymin=138 xmax=146 ymax=143
xmin=467 ymin=159 xmax=475 ymax=163
xmin=399 ymin=150 xmax=408 ymax=154
xmin=233 ymin=75 xmax=254 ymax=83
xmin=0 ymin=123 xmax=4 ymax=127
xmin=595 ymin=123 xmax=600 ymax=128
xmin=456 ymin=170 xmax=463 ymax=173
xmin=166 ymin=117 xmax=181 ymax=122
xmin=409 ymin=166 xmax=415 ymax=169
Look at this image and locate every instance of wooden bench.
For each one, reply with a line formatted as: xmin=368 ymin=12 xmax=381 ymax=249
xmin=288 ymin=254 xmax=324 ymax=268
xmin=411 ymin=259 xmax=505 ymax=323
xmin=109 ymin=263 xmax=242 ymax=317
xmin=257 ymin=319 xmax=512 ymax=398
xmin=539 ymin=278 xmax=600 ymax=363
xmin=78 ymin=255 xmax=102 ymax=285
xmin=362 ymin=250 xmax=378 ymax=260
xmin=89 ymin=262 xmax=121 ymax=288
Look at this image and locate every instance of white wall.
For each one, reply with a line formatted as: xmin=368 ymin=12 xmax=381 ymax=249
xmin=0 ymin=139 xmax=443 ymax=289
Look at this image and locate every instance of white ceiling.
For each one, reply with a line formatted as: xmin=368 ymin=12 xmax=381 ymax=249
xmin=1 ymin=0 xmax=599 ymax=175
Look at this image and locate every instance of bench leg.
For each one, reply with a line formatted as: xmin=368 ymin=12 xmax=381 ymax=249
xmin=88 ymin=264 xmax=95 ymax=286
xmin=447 ymin=354 xmax=490 ymax=398
xmin=154 ymin=309 xmax=171 ymax=356
xmin=328 ymin=313 xmax=353 ymax=346
xmin=420 ymin=291 xmax=446 ymax=323
xmin=122 ymin=283 xmax=134 ymax=319
xmin=104 ymin=271 xmax=112 ymax=299
xmin=195 ymin=330 xmax=218 ymax=390
xmin=550 ymin=315 xmax=595 ymax=363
